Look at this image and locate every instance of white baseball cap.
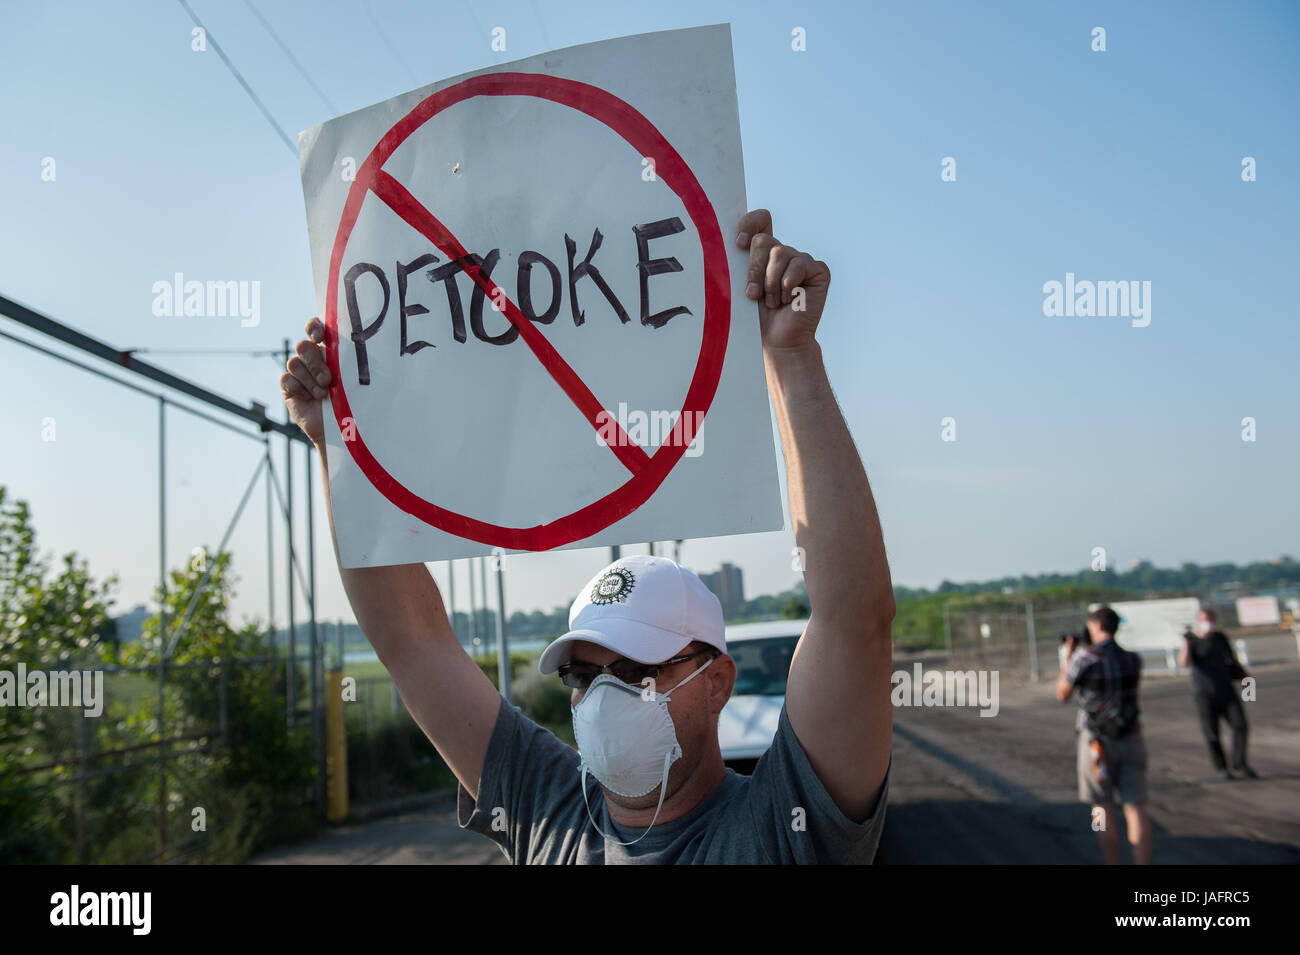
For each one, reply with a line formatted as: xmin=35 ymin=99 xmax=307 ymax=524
xmin=537 ymin=555 xmax=726 ymax=675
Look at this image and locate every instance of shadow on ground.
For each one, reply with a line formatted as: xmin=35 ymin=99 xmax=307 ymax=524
xmin=876 ymin=801 xmax=1300 ymax=864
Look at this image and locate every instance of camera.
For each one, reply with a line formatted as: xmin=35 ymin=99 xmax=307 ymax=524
xmin=1059 ymin=627 xmax=1090 ymax=646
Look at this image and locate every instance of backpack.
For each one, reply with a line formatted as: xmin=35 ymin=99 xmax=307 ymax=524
xmin=1086 ymin=695 xmax=1139 ymax=741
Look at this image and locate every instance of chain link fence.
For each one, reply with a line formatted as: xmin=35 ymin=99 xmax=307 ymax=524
xmin=3 ymin=638 xmax=473 ymax=863
xmin=947 ymin=604 xmax=1092 ymax=680
xmin=342 ymin=672 xmax=454 ymax=807
xmin=2 ymin=653 xmax=318 ymax=864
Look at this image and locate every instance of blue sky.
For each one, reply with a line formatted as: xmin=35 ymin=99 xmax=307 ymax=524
xmin=1 ymin=0 xmax=1297 ymax=629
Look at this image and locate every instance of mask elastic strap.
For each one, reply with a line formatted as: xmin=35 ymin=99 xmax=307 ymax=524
xmin=580 ymin=745 xmax=676 ymax=848
xmin=660 ymin=654 xmax=714 ymax=701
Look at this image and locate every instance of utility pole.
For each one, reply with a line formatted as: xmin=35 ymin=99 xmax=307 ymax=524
xmin=1026 ymin=600 xmax=1039 ymax=682
xmin=447 ymin=560 xmax=456 ymax=644
xmin=943 ymin=600 xmax=953 ymax=661
xmin=284 ymin=339 xmax=296 ymax=726
xmin=478 ymin=555 xmax=490 ymax=650
xmin=495 ymin=553 xmax=510 ymax=703
xmin=473 ymin=561 xmax=483 ymax=657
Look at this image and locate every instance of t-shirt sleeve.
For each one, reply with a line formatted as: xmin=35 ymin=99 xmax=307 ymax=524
xmin=1065 ymin=649 xmax=1093 ymax=686
xmin=741 ymin=702 xmax=889 ymax=864
xmin=456 ymin=694 xmax=582 ymax=864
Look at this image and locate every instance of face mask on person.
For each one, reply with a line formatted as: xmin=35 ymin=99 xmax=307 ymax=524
xmin=571 ymin=656 xmax=715 ymax=846
xmin=1197 ymin=620 xmax=1213 ymax=635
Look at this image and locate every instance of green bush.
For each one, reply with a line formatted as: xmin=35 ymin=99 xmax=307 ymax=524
xmin=474 ymin=650 xmax=574 ymax=745
xmin=0 ymin=766 xmax=60 ymax=863
xmin=0 ymin=487 xmax=320 ymax=864
xmin=473 ymin=650 xmax=535 ymax=690
xmin=0 ymin=487 xmax=119 ymax=862
xmin=346 ymin=716 xmax=455 ymax=806
xmin=119 ymin=550 xmax=318 ymax=860
xmin=512 ymin=665 xmax=572 ymax=727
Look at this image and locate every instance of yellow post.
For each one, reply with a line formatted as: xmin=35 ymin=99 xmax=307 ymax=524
xmin=326 ymin=666 xmax=348 ymax=824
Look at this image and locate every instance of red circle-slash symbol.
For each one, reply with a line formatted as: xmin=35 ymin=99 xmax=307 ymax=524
xmin=325 ymin=72 xmax=729 ymax=550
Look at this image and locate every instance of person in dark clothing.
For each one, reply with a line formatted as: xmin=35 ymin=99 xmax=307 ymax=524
xmin=1179 ymin=608 xmax=1257 ymax=780
xmin=1057 ymin=606 xmax=1151 ymax=865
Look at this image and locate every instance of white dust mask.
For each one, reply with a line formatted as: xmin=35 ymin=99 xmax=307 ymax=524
xmin=571 ymin=656 xmax=714 ymax=846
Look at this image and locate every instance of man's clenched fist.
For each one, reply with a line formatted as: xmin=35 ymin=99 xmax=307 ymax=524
xmin=280 ymin=317 xmax=332 ymax=445
xmin=736 ymin=208 xmax=830 ymax=353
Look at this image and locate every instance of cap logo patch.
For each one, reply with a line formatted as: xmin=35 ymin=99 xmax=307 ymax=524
xmin=591 ymin=567 xmax=635 ymax=605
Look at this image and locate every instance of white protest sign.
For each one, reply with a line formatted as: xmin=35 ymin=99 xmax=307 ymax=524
xmin=298 ymin=24 xmax=782 ymax=567
xmin=1105 ymin=597 xmax=1203 ymax=651
xmin=1236 ymin=596 xmax=1280 ymax=627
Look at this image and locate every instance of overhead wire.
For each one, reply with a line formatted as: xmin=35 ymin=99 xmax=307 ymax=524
xmin=361 ymin=0 xmax=420 ymax=86
xmin=239 ymin=0 xmax=339 ymax=115
xmin=174 ymin=0 xmax=297 ymax=155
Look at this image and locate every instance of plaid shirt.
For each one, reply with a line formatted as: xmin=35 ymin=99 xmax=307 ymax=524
xmin=1066 ymin=638 xmax=1143 ymax=734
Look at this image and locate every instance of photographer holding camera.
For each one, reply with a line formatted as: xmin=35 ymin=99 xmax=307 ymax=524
xmin=1056 ymin=606 xmax=1151 ymax=865
xmin=1179 ymin=608 xmax=1257 ymax=780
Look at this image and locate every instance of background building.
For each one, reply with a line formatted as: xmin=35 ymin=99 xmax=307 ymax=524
xmin=700 ymin=562 xmax=745 ymax=619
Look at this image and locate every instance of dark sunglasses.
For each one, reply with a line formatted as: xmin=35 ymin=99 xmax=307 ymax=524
xmin=557 ymin=649 xmax=715 ymax=690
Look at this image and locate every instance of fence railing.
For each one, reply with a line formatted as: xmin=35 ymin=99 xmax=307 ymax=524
xmin=947 ymin=604 xmax=1092 ymax=680
xmin=946 ymin=602 xmax=1300 ymax=681
xmin=2 ymin=652 xmax=316 ymax=863
xmin=2 ymin=627 xmax=480 ymax=863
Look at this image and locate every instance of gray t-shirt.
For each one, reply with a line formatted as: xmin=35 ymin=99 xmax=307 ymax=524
xmin=457 ymin=695 xmax=889 ymax=864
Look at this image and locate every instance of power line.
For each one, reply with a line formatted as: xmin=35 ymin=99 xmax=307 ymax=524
xmin=240 ymin=0 xmax=339 ymax=115
xmin=528 ymin=0 xmax=553 ymax=51
xmin=175 ymin=0 xmax=296 ymax=156
xmin=362 ymin=0 xmax=420 ymax=86
xmin=459 ymin=0 xmax=490 ymax=50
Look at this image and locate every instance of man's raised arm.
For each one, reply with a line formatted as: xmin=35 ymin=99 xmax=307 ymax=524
xmin=737 ymin=209 xmax=894 ymax=823
xmin=281 ymin=317 xmax=503 ymax=799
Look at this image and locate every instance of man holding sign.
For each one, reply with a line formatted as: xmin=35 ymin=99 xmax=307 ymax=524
xmin=282 ymin=208 xmax=895 ymax=863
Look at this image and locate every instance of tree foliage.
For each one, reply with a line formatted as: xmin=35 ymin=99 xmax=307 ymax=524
xmin=0 ymin=488 xmax=316 ymax=862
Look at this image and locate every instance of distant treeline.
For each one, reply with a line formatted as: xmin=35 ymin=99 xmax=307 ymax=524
xmin=890 ymin=558 xmax=1299 ymax=650
xmin=893 ymin=558 xmax=1299 ymax=602
xmin=247 ymin=557 xmax=1299 ymax=655
xmin=277 ymin=581 xmax=814 ymax=651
